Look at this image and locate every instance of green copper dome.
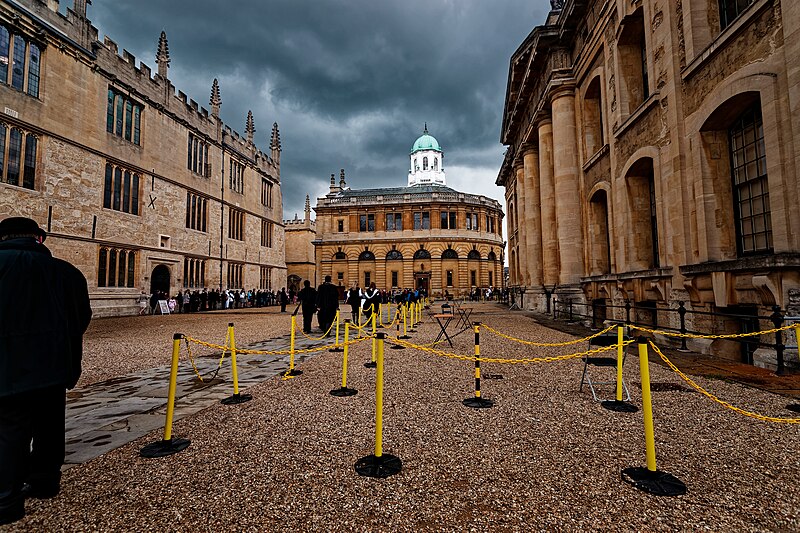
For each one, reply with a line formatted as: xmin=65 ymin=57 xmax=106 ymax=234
xmin=411 ymin=124 xmax=442 ymax=153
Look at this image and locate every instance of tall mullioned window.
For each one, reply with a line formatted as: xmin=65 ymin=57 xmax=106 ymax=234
xmin=103 ymin=163 xmax=140 ymax=215
xmin=440 ymin=211 xmax=457 ymax=229
xmin=228 ymin=208 xmax=244 ymax=241
xmin=188 ymin=133 xmax=209 ymax=176
xmin=385 ymin=212 xmax=402 ymax=231
xmin=414 ymin=211 xmax=430 ymax=230
xmin=185 ymin=192 xmax=207 ymax=232
xmin=719 ymin=0 xmax=756 ymax=30
xmin=261 ymin=219 xmax=273 ymax=247
xmin=0 ymin=27 xmax=41 ymax=98
xmin=183 ymin=258 xmax=206 ymax=288
xmin=466 ymin=213 xmax=478 ymax=231
xmin=730 ymin=104 xmax=772 ymax=255
xmin=227 ymin=263 xmax=243 ymax=289
xmin=97 ymin=247 xmax=136 ymax=288
xmin=106 ymin=88 xmax=143 ymax=145
xmin=261 ymin=178 xmax=274 ymax=207
xmin=260 ymin=267 xmax=271 ymax=290
xmin=230 ymin=159 xmax=245 ymax=194
xmin=0 ymin=124 xmax=37 ymax=190
xmin=359 ymin=213 xmax=375 ymax=232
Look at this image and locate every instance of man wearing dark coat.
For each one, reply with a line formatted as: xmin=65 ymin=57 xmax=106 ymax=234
xmin=315 ymin=275 xmax=340 ymax=335
xmin=297 ymin=280 xmax=318 ymax=334
xmin=0 ymin=217 xmax=92 ymax=525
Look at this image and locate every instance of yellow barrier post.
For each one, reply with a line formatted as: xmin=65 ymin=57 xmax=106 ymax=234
xmin=284 ymin=314 xmax=303 ymax=377
xmin=399 ymin=303 xmax=411 ymax=339
xmin=355 ymin=332 xmax=402 ymax=477
xmin=391 ymin=306 xmax=406 ymax=350
xmin=601 ymin=326 xmax=637 ymax=413
xmin=358 ymin=307 xmax=364 ymax=337
xmin=331 ymin=319 xmax=357 ymax=397
xmin=464 ymin=323 xmax=493 ymax=408
xmin=621 ymin=337 xmax=686 ymax=496
xmin=377 ymin=302 xmax=384 ymax=329
xmin=409 ymin=301 xmax=417 ymax=332
xmin=329 ymin=311 xmax=343 ymax=352
xmin=365 ymin=306 xmax=378 ymax=368
xmin=140 ymin=333 xmax=191 ymax=457
xmin=222 ymin=322 xmax=253 ymax=405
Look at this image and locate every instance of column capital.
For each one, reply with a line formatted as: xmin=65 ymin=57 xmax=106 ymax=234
xmin=549 ymin=82 xmax=576 ymax=103
xmin=521 ymin=143 xmax=538 ymax=156
xmin=513 ymin=158 xmax=525 ymax=172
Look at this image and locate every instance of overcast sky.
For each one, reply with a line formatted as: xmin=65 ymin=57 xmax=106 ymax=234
xmin=86 ymin=0 xmax=550 ymax=220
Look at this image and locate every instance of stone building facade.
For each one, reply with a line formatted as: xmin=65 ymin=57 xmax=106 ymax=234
xmin=498 ymin=0 xmax=800 ymax=367
xmin=0 ymin=0 xmax=286 ymax=316
xmin=314 ymin=131 xmax=504 ymax=298
xmin=284 ymin=195 xmax=317 ymax=293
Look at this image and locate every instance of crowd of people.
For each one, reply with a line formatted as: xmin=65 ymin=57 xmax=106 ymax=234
xmin=138 ymin=287 xmax=300 ymax=315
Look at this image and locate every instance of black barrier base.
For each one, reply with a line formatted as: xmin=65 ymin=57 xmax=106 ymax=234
xmin=463 ymin=397 xmax=494 ymax=409
xmin=354 ymin=454 xmax=402 ymax=478
xmin=376 ymin=324 xmax=384 ymax=329
xmin=283 ymin=369 xmax=303 ymax=377
xmin=621 ymin=467 xmax=687 ymax=496
xmin=601 ymin=400 xmax=638 ymax=413
xmin=364 ymin=361 xmax=377 ymax=368
xmin=390 ymin=344 xmax=406 ymax=350
xmin=786 ymin=404 xmax=800 ymax=413
xmin=330 ymin=387 xmax=358 ymax=397
xmin=329 ymin=346 xmax=344 ymax=352
xmin=140 ymin=437 xmax=191 ymax=458
xmin=398 ymin=335 xmax=411 ymax=340
xmin=221 ymin=393 xmax=252 ymax=405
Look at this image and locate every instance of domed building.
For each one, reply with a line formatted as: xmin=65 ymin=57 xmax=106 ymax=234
xmin=313 ymin=128 xmax=505 ymax=297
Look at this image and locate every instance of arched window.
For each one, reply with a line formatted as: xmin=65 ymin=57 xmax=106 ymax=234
xmin=359 ymin=250 xmax=376 ymax=261
xmin=488 ymin=251 xmax=497 ymax=261
xmin=433 ymin=158 xmax=438 ymax=171
xmin=583 ymin=76 xmax=604 ymax=157
xmin=589 ymin=189 xmax=611 ymax=275
xmin=386 ymin=250 xmax=403 ymax=260
xmin=625 ymin=158 xmax=659 ymax=269
xmin=617 ymin=8 xmax=649 ymax=115
xmin=414 ymin=158 xmax=419 ymax=171
xmin=441 ymin=248 xmax=458 ymax=259
xmin=414 ymin=248 xmax=431 ymax=260
xmin=467 ymin=249 xmax=481 ymax=260
xmin=334 ymin=251 xmax=347 ymax=260
xmin=423 ymin=157 xmax=428 ymax=170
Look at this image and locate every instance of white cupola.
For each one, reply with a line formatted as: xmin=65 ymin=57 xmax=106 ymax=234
xmin=408 ymin=124 xmax=446 ymax=186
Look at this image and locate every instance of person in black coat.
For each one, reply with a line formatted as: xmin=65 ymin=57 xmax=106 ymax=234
xmin=315 ymin=275 xmax=340 ymax=335
xmin=297 ymin=280 xmax=318 ymax=333
xmin=0 ymin=218 xmax=92 ymax=525
xmin=279 ymin=288 xmax=289 ymax=312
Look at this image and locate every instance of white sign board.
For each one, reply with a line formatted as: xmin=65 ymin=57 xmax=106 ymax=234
xmin=157 ymin=300 xmax=170 ymax=315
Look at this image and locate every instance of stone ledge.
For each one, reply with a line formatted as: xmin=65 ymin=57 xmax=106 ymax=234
xmin=680 ymin=253 xmax=800 ymax=275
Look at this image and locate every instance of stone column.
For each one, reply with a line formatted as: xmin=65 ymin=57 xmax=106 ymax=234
xmin=551 ymin=87 xmax=584 ymax=285
xmin=513 ymin=160 xmax=528 ymax=286
xmin=538 ymin=119 xmax=559 ymax=287
xmin=505 ymin=194 xmax=515 ymax=286
xmin=522 ymin=146 xmax=543 ymax=287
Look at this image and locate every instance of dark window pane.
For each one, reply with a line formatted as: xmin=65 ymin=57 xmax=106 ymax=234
xmin=186 ymin=193 xmax=191 ymax=227
xmin=27 ymin=43 xmax=40 ymax=98
xmin=188 ymin=134 xmax=193 ymax=169
xmin=0 ymin=27 xmax=9 ymax=85
xmin=124 ymin=100 xmax=133 ymax=141
xmin=422 ymin=212 xmax=430 ymax=229
xmin=113 ymin=167 xmax=122 ymax=211
xmin=107 ymin=250 xmax=117 ymax=287
xmin=117 ymin=250 xmax=126 ymax=286
xmin=98 ymin=248 xmax=107 ymax=287
xmin=133 ymin=106 xmax=141 ymax=145
xmin=106 ymin=90 xmax=115 ymax=133
xmin=441 ymin=212 xmax=447 ymax=229
xmin=6 ymin=128 xmax=22 ymax=186
xmin=122 ymin=170 xmax=131 ymax=213
xmin=115 ymin=96 xmax=124 ymax=135
xmin=127 ymin=252 xmax=135 ymax=287
xmin=131 ymin=174 xmax=139 ymax=215
xmin=450 ymin=212 xmax=457 ymax=229
xmin=0 ymin=126 xmax=6 ymax=180
xmin=22 ymin=134 xmax=36 ymax=189
xmin=103 ymin=164 xmax=112 ymax=208
xmin=11 ymin=35 xmax=25 ymax=90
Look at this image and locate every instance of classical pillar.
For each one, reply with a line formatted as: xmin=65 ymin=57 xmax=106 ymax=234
xmin=513 ymin=161 xmax=529 ymax=286
xmin=551 ymin=87 xmax=584 ymax=285
xmin=522 ymin=146 xmax=543 ymax=287
xmin=538 ymin=119 xmax=559 ymax=287
xmin=505 ymin=194 xmax=516 ymax=286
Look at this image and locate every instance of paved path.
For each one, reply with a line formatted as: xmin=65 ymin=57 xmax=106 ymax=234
xmin=63 ymin=331 xmax=336 ymax=467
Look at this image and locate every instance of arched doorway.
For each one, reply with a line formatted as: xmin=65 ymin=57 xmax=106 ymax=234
xmin=287 ymin=274 xmax=301 ymax=293
xmin=150 ymin=265 xmax=171 ymax=296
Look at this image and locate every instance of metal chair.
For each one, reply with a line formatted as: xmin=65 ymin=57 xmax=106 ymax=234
xmin=580 ymin=328 xmax=631 ymax=402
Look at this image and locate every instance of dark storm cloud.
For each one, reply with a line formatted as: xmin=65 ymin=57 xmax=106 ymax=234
xmin=87 ymin=0 xmax=549 ymax=217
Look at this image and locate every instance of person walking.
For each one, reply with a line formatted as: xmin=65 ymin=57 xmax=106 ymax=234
xmin=315 ymin=275 xmax=340 ymax=335
xmin=346 ymin=284 xmax=362 ymax=323
xmin=279 ymin=288 xmax=289 ymax=312
xmin=297 ymin=280 xmax=318 ymax=334
xmin=0 ymin=217 xmax=92 ymax=525
xmin=362 ymin=282 xmax=380 ymax=321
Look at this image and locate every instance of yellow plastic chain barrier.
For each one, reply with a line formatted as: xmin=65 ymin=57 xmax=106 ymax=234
xmin=481 ymin=323 xmax=617 ymax=347
xmin=183 ymin=330 xmax=229 ymax=383
xmin=387 ymin=335 xmax=631 ymax=364
xmin=299 ymin=315 xmax=337 ymax=341
xmin=380 ymin=309 xmax=400 ymax=328
xmin=632 ymin=323 xmax=796 ymax=339
xmin=183 ymin=335 xmax=368 ymax=356
xmin=649 ymin=341 xmax=800 ymax=424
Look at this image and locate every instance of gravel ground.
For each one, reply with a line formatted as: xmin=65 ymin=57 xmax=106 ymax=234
xmin=6 ymin=303 xmax=800 ymax=531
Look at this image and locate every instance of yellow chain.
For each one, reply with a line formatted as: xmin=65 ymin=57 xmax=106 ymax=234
xmin=632 ymin=323 xmax=796 ymax=339
xmin=649 ymin=341 xmax=800 ymax=424
xmin=481 ymin=323 xmax=617 ymax=347
xmin=387 ymin=335 xmax=629 ymax=364
xmin=299 ymin=316 xmax=336 ymax=341
xmin=183 ymin=330 xmax=229 ymax=383
xmin=380 ymin=309 xmax=400 ymax=328
xmin=183 ymin=335 xmax=368 ymax=356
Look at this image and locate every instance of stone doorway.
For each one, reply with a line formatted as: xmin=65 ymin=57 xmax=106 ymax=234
xmin=415 ymin=274 xmax=429 ymax=295
xmin=150 ymin=265 xmax=171 ymax=297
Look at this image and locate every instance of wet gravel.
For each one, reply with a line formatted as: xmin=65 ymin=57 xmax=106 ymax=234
xmin=6 ymin=303 xmax=800 ymax=531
